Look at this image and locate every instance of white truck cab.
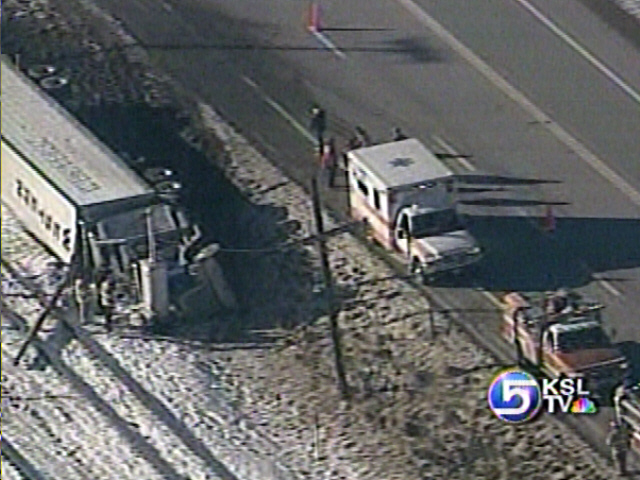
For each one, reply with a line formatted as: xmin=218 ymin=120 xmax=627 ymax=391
xmin=347 ymin=138 xmax=481 ymax=281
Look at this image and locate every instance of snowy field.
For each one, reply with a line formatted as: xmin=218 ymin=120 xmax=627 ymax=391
xmin=1 ymin=0 xmax=630 ymax=478
xmin=2 ymin=203 xmax=298 ymax=480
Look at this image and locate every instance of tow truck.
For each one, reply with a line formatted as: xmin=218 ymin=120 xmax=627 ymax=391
xmin=501 ymin=290 xmax=627 ymax=398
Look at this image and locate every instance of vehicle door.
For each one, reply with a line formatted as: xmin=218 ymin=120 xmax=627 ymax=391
xmin=394 ymin=211 xmax=411 ymax=258
xmin=541 ymin=330 xmax=558 ymax=369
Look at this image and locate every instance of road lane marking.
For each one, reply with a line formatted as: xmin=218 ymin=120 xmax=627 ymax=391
xmin=589 ymin=267 xmax=623 ymax=297
xmin=480 ymin=289 xmax=504 ymax=309
xmin=311 ymin=31 xmax=347 ymax=59
xmin=432 ymin=134 xmax=476 ymax=171
xmin=597 ymin=278 xmax=623 ymax=297
xmin=396 ymin=0 xmax=640 ymax=208
xmin=513 ymin=0 xmax=640 ymax=105
xmin=457 ymin=157 xmax=475 ymax=172
xmin=241 ymin=75 xmax=316 ymax=143
xmin=577 ymin=260 xmax=624 ymax=298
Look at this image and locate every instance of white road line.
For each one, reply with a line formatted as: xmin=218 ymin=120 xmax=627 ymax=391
xmin=513 ymin=0 xmax=640 ymax=105
xmin=578 ymin=260 xmax=624 ymax=298
xmin=241 ymin=75 xmax=316 ymax=143
xmin=597 ymin=278 xmax=623 ymax=297
xmin=396 ymin=0 xmax=640 ymax=208
xmin=590 ymin=271 xmax=623 ymax=297
xmin=311 ymin=31 xmax=347 ymax=59
xmin=432 ymin=134 xmax=477 ymax=171
xmin=480 ymin=289 xmax=504 ymax=309
xmin=457 ymin=157 xmax=475 ymax=172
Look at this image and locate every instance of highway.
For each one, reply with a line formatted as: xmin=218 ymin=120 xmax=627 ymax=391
xmin=92 ymin=0 xmax=640 ymax=454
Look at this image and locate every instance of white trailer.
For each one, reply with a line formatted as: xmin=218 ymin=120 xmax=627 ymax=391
xmin=1 ymin=58 xmax=157 ymax=264
xmin=347 ymin=138 xmax=482 ymax=280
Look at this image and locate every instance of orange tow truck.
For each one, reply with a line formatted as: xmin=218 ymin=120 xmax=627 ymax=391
xmin=501 ymin=290 xmax=627 ymax=398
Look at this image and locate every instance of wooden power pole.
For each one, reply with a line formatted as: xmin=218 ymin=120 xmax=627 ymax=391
xmin=310 ymin=177 xmax=349 ymax=399
xmin=12 ymin=258 xmax=75 ymax=366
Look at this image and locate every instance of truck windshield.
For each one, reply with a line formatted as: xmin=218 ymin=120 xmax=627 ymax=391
xmin=410 ymin=209 xmax=462 ymax=237
xmin=556 ymin=327 xmax=611 ymax=352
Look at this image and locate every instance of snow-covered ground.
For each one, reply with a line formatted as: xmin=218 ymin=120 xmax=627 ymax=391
xmin=0 ymin=0 xmax=628 ymax=478
xmin=2 ymin=204 xmax=300 ymax=480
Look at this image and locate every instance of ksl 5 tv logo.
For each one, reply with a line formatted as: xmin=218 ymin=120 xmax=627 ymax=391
xmin=487 ymin=368 xmax=597 ymax=423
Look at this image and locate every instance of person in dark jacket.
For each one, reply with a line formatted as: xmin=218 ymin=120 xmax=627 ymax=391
xmin=310 ymin=105 xmax=327 ymax=151
xmin=392 ymin=127 xmax=408 ymax=141
xmin=100 ymin=276 xmax=116 ymax=332
xmin=322 ymin=137 xmax=339 ymax=187
xmin=355 ymin=126 xmax=371 ymax=147
xmin=607 ymin=420 xmax=632 ymax=476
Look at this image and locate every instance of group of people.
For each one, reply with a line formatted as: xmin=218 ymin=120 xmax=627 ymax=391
xmin=73 ymin=268 xmax=117 ymax=332
xmin=310 ymin=104 xmax=408 ymax=188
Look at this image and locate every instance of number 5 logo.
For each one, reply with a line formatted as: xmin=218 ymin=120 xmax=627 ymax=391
xmin=494 ymin=379 xmax=538 ymax=415
xmin=488 ymin=369 xmax=542 ymax=423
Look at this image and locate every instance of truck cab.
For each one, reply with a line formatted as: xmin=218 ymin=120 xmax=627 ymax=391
xmin=394 ymin=206 xmax=480 ymax=279
xmin=544 ymin=321 xmax=626 ymax=386
xmin=502 ymin=291 xmax=627 ymax=396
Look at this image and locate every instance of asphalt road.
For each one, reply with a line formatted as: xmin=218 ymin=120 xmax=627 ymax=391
xmin=90 ymin=0 xmax=640 ymax=460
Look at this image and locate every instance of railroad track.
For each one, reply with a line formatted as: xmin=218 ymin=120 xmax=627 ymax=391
xmin=1 ymin=257 xmax=242 ymax=480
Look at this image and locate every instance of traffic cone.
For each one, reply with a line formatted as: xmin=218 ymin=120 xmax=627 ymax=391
xmin=541 ymin=205 xmax=556 ymax=233
xmin=308 ymin=2 xmax=322 ymax=32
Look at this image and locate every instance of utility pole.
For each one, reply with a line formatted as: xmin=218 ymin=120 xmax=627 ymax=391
xmin=12 ymin=255 xmax=77 ymax=366
xmin=428 ymin=299 xmax=437 ymax=340
xmin=513 ymin=308 xmax=524 ymax=366
xmin=311 ymin=177 xmax=349 ymax=399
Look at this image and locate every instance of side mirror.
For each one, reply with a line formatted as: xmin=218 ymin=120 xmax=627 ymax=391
xmin=397 ymin=230 xmax=406 ymax=239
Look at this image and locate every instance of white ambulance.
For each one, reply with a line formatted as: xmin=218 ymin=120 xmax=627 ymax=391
xmin=346 ymin=138 xmax=482 ymax=281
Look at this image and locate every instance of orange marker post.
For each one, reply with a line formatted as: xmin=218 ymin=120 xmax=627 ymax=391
xmin=541 ymin=205 xmax=556 ymax=233
xmin=308 ymin=2 xmax=322 ymax=33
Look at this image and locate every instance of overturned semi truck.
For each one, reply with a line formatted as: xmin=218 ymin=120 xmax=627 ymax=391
xmin=1 ymin=57 xmax=236 ymax=322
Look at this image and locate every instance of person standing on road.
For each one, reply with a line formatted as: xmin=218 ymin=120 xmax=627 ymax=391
xmin=100 ymin=275 xmax=116 ymax=333
xmin=342 ymin=135 xmax=362 ymax=172
xmin=322 ymin=137 xmax=338 ymax=187
xmin=355 ymin=126 xmax=371 ymax=147
xmin=310 ymin=105 xmax=327 ymax=151
xmin=392 ymin=126 xmax=408 ymax=141
xmin=607 ymin=420 xmax=632 ymax=477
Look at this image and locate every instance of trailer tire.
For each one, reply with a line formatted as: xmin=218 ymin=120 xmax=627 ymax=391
xmin=28 ymin=64 xmax=56 ymax=80
xmin=40 ymin=75 xmax=68 ymax=91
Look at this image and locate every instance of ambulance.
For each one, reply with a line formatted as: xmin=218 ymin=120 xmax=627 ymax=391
xmin=346 ymin=138 xmax=482 ymax=281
